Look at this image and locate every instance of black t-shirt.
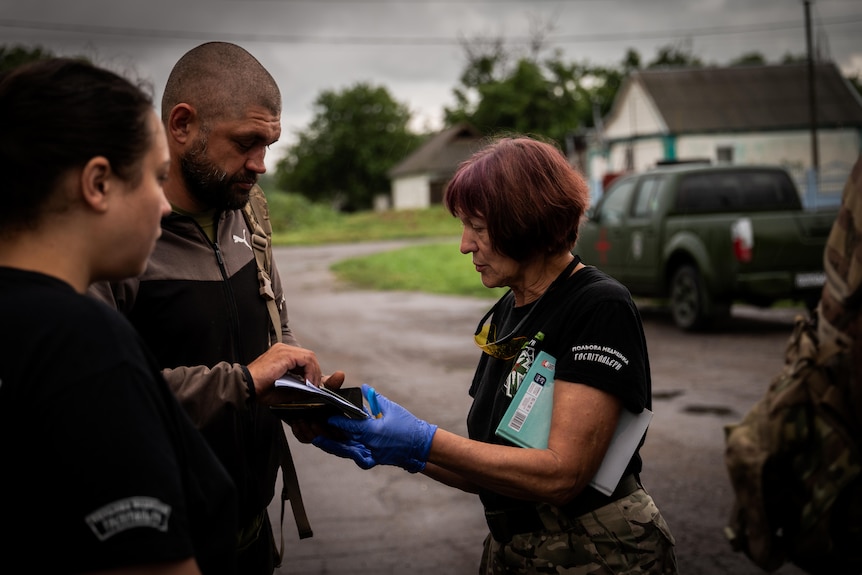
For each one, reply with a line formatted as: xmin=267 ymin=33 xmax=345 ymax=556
xmin=0 ymin=268 xmax=237 ymax=574
xmin=466 ymin=259 xmax=651 ymax=512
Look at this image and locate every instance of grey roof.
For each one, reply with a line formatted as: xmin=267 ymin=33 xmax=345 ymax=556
xmin=625 ymin=62 xmax=862 ymax=134
xmin=388 ymin=123 xmax=484 ymax=178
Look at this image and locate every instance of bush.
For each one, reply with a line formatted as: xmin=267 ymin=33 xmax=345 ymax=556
xmin=262 ymin=188 xmax=464 ymax=246
xmin=264 ymin=190 xmax=342 ymax=233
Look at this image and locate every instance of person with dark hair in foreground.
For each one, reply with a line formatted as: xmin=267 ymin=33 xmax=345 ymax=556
xmin=0 ymin=58 xmax=237 ymax=575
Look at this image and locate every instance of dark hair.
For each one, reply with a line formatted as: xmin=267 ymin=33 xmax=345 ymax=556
xmin=0 ymin=58 xmax=154 ymax=232
xmin=444 ymin=136 xmax=590 ymax=262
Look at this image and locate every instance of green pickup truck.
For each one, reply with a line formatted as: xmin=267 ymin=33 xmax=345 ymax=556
xmin=576 ymin=164 xmax=838 ymax=330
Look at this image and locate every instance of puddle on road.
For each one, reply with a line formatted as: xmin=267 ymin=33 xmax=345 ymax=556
xmin=682 ymin=404 xmax=736 ymax=417
xmin=652 ymin=390 xmax=736 ymax=417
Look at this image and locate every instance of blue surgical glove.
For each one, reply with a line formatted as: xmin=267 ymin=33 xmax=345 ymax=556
xmin=311 ymin=436 xmax=377 ymax=470
xmin=324 ymin=384 xmax=437 ymax=473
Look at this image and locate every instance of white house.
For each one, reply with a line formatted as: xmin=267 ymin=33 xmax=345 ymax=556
xmin=590 ymin=62 xmax=862 ymax=207
xmin=388 ymin=123 xmax=483 ymax=210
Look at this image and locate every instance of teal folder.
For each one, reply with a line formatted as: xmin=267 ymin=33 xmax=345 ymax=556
xmin=495 ymin=350 xmax=653 ymax=496
xmin=495 ymin=350 xmax=557 ymax=449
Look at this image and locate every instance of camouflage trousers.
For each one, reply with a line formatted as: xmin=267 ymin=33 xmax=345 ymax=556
xmin=479 ymin=489 xmax=678 ymax=574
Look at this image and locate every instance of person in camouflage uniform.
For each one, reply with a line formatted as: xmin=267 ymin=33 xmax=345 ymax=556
xmin=724 ymin=155 xmax=862 ymax=574
xmin=480 ymin=490 xmax=674 ymax=574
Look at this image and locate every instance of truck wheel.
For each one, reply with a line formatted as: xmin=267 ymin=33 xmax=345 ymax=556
xmin=670 ymin=265 xmax=710 ymax=331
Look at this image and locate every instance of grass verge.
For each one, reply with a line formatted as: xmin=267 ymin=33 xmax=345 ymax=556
xmin=330 ymin=241 xmax=505 ymax=300
xmin=269 ymin=194 xmax=463 ymax=246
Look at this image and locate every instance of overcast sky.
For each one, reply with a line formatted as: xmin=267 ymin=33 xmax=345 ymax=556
xmin=2 ymin=0 xmax=860 ymax=163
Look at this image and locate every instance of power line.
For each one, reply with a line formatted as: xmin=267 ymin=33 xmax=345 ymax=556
xmin=0 ymin=15 xmax=859 ymax=46
xmin=222 ymin=0 xmax=671 ymax=3
xmin=227 ymin=0 xmax=631 ymax=2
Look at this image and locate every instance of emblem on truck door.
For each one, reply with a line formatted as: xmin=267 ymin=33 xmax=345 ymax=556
xmin=595 ymin=228 xmax=611 ymax=265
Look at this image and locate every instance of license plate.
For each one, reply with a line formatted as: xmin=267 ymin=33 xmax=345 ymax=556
xmin=795 ymin=272 xmax=826 ymax=288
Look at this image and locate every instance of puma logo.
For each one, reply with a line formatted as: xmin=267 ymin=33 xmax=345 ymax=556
xmin=233 ymin=229 xmax=252 ymax=252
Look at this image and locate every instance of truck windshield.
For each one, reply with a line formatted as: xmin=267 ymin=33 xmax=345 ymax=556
xmin=675 ymin=171 xmax=801 ymax=213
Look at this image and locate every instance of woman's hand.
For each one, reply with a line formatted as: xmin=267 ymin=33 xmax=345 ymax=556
xmin=312 ymin=384 xmax=437 ymax=473
xmin=285 ymin=371 xmax=348 ymax=443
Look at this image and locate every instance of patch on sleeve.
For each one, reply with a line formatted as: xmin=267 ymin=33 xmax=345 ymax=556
xmin=571 ymin=344 xmax=629 ymax=371
xmin=85 ymin=496 xmax=171 ymax=541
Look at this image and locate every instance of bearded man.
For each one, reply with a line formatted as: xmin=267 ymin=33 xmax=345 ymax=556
xmin=91 ymin=42 xmax=342 ymax=574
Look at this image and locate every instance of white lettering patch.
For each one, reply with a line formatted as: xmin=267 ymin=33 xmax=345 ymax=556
xmin=85 ymin=497 xmax=171 ymax=541
xmin=570 ymin=344 xmax=629 ymax=371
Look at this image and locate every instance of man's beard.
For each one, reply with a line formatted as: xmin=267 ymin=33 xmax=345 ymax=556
xmin=179 ymin=137 xmax=257 ymax=211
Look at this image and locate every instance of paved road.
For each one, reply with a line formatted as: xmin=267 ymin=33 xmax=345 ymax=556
xmin=268 ymin=240 xmax=807 ymax=575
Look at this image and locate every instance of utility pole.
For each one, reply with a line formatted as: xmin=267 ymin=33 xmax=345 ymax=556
xmin=805 ymin=0 xmax=819 ymax=177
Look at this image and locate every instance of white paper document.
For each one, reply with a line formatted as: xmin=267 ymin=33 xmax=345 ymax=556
xmin=589 ymin=407 xmax=653 ymax=495
xmin=274 ymin=375 xmax=369 ymax=420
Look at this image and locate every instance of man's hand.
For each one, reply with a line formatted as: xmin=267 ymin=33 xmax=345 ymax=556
xmin=247 ymin=343 xmax=322 ymax=404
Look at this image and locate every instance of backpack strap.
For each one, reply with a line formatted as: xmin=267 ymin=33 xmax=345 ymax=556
xmin=280 ymin=440 xmax=313 ymax=539
xmin=242 ymin=185 xmax=281 ymax=347
xmin=240 ymin=186 xmax=314 ymax=554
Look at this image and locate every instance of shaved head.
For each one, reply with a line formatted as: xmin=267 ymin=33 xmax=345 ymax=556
xmin=161 ymin=42 xmax=281 ymax=124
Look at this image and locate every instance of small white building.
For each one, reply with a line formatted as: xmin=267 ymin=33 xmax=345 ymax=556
xmin=388 ymin=123 xmax=483 ymax=210
xmin=590 ymin=62 xmax=862 ymax=207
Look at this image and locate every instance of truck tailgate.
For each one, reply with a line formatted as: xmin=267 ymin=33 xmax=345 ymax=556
xmin=744 ymin=212 xmax=827 ymax=272
xmin=792 ymin=209 xmax=836 ymax=243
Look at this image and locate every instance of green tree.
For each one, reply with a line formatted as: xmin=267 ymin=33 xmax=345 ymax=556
xmin=0 ymin=44 xmax=55 ymax=73
xmin=444 ymin=41 xmax=629 ymax=146
xmin=459 ymin=57 xmax=582 ymax=143
xmin=275 ymin=83 xmax=420 ymax=211
xmin=647 ymin=41 xmax=704 ymax=68
xmin=729 ymin=51 xmax=767 ymax=66
xmin=621 ymin=48 xmax=642 ymax=73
